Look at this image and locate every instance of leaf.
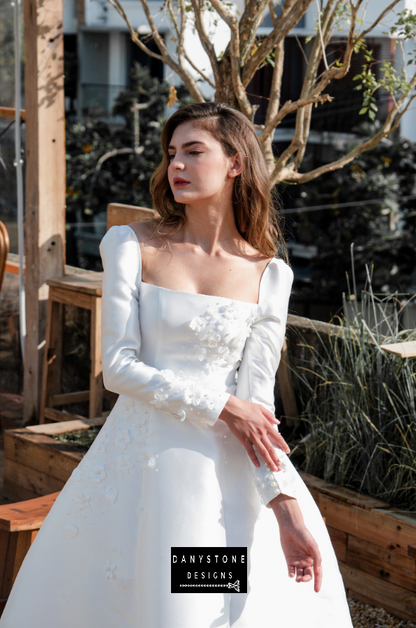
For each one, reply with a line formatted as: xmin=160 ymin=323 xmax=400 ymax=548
xmin=368 ymin=110 xmax=376 ymax=121
xmin=167 ymin=85 xmax=178 ymax=108
xmin=305 ymin=35 xmax=313 ymax=44
xmin=359 ymin=108 xmax=368 ymax=115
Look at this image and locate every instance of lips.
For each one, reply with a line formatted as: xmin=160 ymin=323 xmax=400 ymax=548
xmin=173 ymin=177 xmax=190 ymax=187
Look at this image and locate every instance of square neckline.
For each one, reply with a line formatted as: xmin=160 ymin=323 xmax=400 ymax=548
xmin=126 ymin=224 xmax=275 ymax=307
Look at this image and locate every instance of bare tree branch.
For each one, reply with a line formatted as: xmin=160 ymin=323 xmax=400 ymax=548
xmin=167 ymin=0 xmax=215 ymax=88
xmin=242 ymin=0 xmax=314 ymax=87
xmin=271 ymin=72 xmax=416 ymax=186
xmin=239 ymin=0 xmax=270 ymax=66
xmin=260 ymin=93 xmax=334 ymax=142
xmin=190 ymin=0 xmax=219 ymax=84
xmin=107 ymin=0 xmax=206 ymax=103
xmin=209 ymin=0 xmax=253 ymax=117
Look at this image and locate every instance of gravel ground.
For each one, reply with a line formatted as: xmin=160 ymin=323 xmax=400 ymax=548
xmin=349 ymin=599 xmax=416 ymax=628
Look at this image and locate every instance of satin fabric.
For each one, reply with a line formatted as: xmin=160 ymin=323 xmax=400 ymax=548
xmin=0 ymin=225 xmax=353 ymax=627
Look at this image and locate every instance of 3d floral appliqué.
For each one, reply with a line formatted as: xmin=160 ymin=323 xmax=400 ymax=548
xmin=90 ymin=463 xmax=107 ymax=484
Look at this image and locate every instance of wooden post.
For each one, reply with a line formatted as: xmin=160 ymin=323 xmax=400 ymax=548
xmin=23 ymin=0 xmax=66 ymax=423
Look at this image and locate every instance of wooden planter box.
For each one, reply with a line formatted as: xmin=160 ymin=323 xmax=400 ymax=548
xmin=3 ymin=424 xmax=416 ymax=621
xmin=300 ymin=472 xmax=416 ymax=622
xmin=3 ymin=418 xmax=104 ymax=502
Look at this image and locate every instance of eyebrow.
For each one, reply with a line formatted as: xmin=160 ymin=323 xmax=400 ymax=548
xmin=168 ymin=141 xmax=207 ymax=150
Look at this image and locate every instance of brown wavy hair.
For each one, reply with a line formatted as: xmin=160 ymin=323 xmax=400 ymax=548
xmin=150 ymin=102 xmax=287 ymax=259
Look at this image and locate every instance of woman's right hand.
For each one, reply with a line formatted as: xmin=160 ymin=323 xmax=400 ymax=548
xmin=219 ymin=395 xmax=290 ymax=471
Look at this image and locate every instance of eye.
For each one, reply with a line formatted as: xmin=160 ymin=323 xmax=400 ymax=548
xmin=168 ymin=154 xmax=175 ymax=161
xmin=189 ymin=151 xmax=202 ymax=156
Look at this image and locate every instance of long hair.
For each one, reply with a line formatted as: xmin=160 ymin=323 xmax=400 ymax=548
xmin=150 ymin=102 xmax=287 ymax=259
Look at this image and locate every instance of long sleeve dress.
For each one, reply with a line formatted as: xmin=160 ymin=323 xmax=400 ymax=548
xmin=0 ymin=224 xmax=353 ymax=627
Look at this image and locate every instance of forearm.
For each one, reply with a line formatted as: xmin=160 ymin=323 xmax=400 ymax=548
xmin=269 ymin=494 xmax=304 ymax=528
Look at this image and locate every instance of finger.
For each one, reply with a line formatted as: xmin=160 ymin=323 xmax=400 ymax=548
xmin=296 ymin=567 xmax=304 ymax=582
xmin=288 ymin=564 xmax=296 ymax=579
xmin=245 ymin=443 xmax=261 ymax=468
xmin=269 ymin=431 xmax=290 ymax=454
xmin=299 ymin=565 xmax=313 ymax=582
xmin=310 ymin=543 xmax=323 ymax=593
xmin=256 ymin=441 xmax=282 ymax=472
xmin=314 ymin=561 xmax=323 ymax=593
xmin=262 ymin=408 xmax=280 ymax=423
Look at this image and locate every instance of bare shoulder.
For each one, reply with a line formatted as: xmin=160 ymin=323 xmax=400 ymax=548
xmin=238 ymin=239 xmax=274 ymax=272
xmin=128 ymin=220 xmax=160 ymax=245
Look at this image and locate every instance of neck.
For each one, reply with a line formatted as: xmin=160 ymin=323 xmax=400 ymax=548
xmin=182 ymin=200 xmax=240 ymax=255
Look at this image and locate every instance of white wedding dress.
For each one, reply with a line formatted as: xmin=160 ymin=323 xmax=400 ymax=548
xmin=0 ymin=225 xmax=353 ymax=627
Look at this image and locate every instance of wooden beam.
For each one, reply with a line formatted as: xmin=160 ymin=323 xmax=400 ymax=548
xmin=22 ymin=0 xmax=66 ymax=424
xmin=380 ymin=341 xmax=416 ymax=358
xmin=0 ymin=107 xmax=26 ymax=121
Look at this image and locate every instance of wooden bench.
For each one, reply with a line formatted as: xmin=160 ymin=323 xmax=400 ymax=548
xmin=0 ymin=492 xmax=59 ymax=613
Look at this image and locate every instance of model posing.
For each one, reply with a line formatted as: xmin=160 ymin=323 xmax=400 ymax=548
xmin=0 ymin=103 xmax=353 ymax=627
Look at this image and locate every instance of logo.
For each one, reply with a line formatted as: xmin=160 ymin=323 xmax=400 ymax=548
xmin=171 ymin=547 xmax=247 ymax=593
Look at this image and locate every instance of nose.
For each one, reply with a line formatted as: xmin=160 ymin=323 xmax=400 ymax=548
xmin=170 ymin=155 xmax=185 ymax=170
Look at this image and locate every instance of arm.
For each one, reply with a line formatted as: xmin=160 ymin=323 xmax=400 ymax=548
xmin=270 ymin=495 xmax=322 ymax=592
xmin=100 ymin=225 xmax=230 ymax=426
xmin=233 ymin=260 xmax=323 ymax=591
xmin=234 ymin=258 xmax=297 ymax=506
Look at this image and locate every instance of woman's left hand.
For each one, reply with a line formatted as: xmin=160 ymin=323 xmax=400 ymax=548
xmin=269 ymin=494 xmax=323 ymax=593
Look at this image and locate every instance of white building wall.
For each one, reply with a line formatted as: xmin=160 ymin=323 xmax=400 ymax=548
xmin=67 ymin=0 xmax=416 ymax=139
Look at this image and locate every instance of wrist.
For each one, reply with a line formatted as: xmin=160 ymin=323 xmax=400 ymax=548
xmin=268 ymin=494 xmax=304 ymax=527
xmin=218 ymin=394 xmax=240 ymax=424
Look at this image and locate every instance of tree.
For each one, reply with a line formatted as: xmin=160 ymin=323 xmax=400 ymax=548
xmin=106 ymin=0 xmax=416 ymax=187
xmin=290 ymin=124 xmax=416 ymax=299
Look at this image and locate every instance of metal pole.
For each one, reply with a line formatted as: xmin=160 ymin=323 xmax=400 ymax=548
xmin=12 ymin=0 xmax=26 ymax=359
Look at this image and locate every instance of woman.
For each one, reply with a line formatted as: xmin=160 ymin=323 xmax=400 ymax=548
xmin=0 ymin=103 xmax=353 ymax=627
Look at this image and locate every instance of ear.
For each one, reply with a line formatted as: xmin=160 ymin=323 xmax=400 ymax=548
xmin=228 ymin=153 xmax=243 ymax=178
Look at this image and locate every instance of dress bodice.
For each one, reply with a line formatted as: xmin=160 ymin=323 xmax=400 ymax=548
xmin=139 ymin=282 xmax=258 ymax=395
xmin=99 ymin=224 xmax=296 ymax=504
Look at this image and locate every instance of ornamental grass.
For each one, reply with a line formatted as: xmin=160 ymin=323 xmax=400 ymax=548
xmin=293 ymin=266 xmax=416 ymax=511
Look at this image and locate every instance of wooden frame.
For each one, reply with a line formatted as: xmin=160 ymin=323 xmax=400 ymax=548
xmin=4 ymin=418 xmax=105 ymax=501
xmin=301 ymin=472 xmax=416 ymax=622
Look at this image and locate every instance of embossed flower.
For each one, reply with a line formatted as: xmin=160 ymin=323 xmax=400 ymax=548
xmin=115 ymin=428 xmax=131 ymax=450
xmin=90 ymin=463 xmax=107 ymax=484
xmin=75 ymin=493 xmax=91 ymax=511
xmin=183 ymin=383 xmax=203 ymax=406
xmin=193 ymin=344 xmax=207 ymax=361
xmin=64 ymin=523 xmax=78 ymax=539
xmin=219 ymin=302 xmax=240 ymax=320
xmin=189 ymin=316 xmax=204 ymax=332
xmin=134 ymin=425 xmax=147 ymax=441
xmin=150 ymin=391 xmax=170 ymax=409
xmin=200 ymin=330 xmax=221 ymax=348
xmin=160 ymin=369 xmax=176 ymax=383
xmin=105 ymin=560 xmax=116 ymax=579
xmin=137 ymin=449 xmax=156 ymax=469
xmin=115 ymin=455 xmax=134 ymax=475
xmin=119 ymin=398 xmax=135 ymax=415
xmin=97 ymin=435 xmax=110 ymax=452
xmin=105 ymin=486 xmax=118 ymax=504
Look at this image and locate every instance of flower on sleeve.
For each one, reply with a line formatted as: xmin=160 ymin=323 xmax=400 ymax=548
xmin=115 ymin=428 xmax=131 ymax=450
xmin=75 ymin=493 xmax=91 ymax=511
xmin=90 ymin=463 xmax=107 ymax=484
xmin=115 ymin=455 xmax=134 ymax=475
xmin=105 ymin=560 xmax=116 ymax=579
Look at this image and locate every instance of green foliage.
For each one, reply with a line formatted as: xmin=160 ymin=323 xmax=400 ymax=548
xmin=293 ymin=281 xmax=416 ymax=510
xmin=291 ymin=125 xmax=416 ymax=300
xmin=65 ymin=63 xmax=170 ymax=226
xmin=353 ymin=11 xmax=416 ymax=120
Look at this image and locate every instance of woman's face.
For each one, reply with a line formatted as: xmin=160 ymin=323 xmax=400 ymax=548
xmin=167 ymin=121 xmax=241 ymax=207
